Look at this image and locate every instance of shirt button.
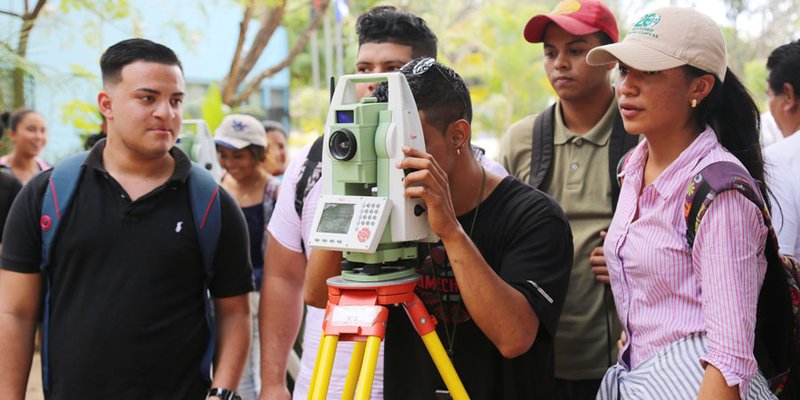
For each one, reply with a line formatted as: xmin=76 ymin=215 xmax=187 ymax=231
xmin=570 ymin=162 xmax=579 ymax=170
xmin=575 ymin=138 xmax=584 ymax=146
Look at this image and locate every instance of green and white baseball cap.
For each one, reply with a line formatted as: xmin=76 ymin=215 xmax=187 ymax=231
xmin=587 ymin=7 xmax=727 ymax=82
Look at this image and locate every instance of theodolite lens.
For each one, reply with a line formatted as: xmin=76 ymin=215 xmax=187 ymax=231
xmin=329 ymin=129 xmax=358 ymax=161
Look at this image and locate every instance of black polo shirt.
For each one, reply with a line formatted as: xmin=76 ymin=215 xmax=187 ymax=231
xmin=0 ymin=142 xmax=253 ymax=400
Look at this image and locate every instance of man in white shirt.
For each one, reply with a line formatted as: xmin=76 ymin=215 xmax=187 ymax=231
xmin=764 ymin=40 xmax=800 ymax=257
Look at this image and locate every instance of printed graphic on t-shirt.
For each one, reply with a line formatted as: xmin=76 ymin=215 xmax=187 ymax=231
xmin=416 ymin=244 xmax=471 ymax=324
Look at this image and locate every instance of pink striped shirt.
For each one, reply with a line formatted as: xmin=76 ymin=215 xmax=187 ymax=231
xmin=605 ymin=127 xmax=768 ymax=393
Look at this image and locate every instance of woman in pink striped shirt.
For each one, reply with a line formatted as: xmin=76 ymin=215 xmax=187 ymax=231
xmin=586 ymin=7 xmax=777 ymax=400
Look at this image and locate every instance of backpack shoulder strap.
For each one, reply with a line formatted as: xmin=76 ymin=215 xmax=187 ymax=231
xmin=608 ymin=111 xmax=638 ymax=212
xmin=41 ymin=152 xmax=89 ymax=270
xmin=528 ymin=104 xmax=556 ymax=188
xmin=187 ymin=164 xmax=222 ymax=385
xmin=39 ymin=151 xmax=88 ymax=391
xmin=295 ymin=135 xmax=324 ymax=218
xmin=188 ymin=164 xmax=221 ymax=277
xmin=684 ymin=161 xmax=762 ymax=248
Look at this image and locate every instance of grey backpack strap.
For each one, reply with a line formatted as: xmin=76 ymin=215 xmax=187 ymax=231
xmin=529 ymin=104 xmax=556 ymax=188
xmin=607 ymin=111 xmax=638 ymax=212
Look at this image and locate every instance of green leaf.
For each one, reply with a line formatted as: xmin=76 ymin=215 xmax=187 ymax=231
xmin=201 ymin=82 xmax=226 ymax=133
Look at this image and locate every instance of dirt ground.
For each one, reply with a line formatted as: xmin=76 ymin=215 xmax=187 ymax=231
xmin=27 ymin=351 xmax=44 ymax=400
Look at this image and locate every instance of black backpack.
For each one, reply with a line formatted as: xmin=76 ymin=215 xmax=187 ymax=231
xmin=295 ymin=136 xmax=325 ymax=253
xmin=528 ymin=104 xmax=638 ymax=211
xmin=684 ymin=161 xmax=799 ymax=398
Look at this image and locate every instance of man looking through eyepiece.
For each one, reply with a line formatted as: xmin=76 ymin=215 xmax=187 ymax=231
xmin=304 ymin=58 xmax=573 ymax=400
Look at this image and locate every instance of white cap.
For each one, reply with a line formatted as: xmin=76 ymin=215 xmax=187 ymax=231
xmin=587 ymin=7 xmax=728 ymax=82
xmin=214 ymin=114 xmax=267 ymax=149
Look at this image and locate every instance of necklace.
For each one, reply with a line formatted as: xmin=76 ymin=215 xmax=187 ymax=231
xmin=428 ymin=166 xmax=486 ymax=358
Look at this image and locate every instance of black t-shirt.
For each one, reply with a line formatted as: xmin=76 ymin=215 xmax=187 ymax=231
xmin=0 ymin=144 xmax=254 ymax=400
xmin=0 ymin=168 xmax=22 ymax=243
xmin=384 ymin=177 xmax=573 ymax=400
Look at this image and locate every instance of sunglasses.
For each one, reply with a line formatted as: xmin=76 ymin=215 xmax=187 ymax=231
xmin=408 ymin=58 xmax=468 ymax=121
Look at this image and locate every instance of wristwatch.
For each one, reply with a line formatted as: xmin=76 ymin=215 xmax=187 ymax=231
xmin=207 ymin=387 xmax=242 ymax=400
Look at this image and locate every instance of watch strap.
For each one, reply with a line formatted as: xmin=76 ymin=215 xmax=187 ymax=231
xmin=207 ymin=387 xmax=241 ymax=400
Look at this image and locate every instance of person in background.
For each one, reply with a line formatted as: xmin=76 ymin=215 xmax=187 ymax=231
xmin=499 ymin=2 xmax=635 ymax=397
xmin=588 ymin=7 xmax=778 ymax=399
xmin=215 ymin=113 xmax=281 ymax=400
xmin=764 ymin=40 xmax=800 ymax=258
xmin=0 ymin=109 xmax=49 ymax=185
xmin=258 ymin=6 xmax=440 ymax=400
xmin=261 ymin=120 xmax=288 ymax=178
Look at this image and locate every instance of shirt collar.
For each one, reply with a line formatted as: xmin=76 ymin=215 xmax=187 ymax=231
xmin=553 ymin=95 xmax=618 ymax=146
xmin=621 ymin=126 xmax=718 ymax=200
xmin=85 ymin=138 xmax=192 ymax=185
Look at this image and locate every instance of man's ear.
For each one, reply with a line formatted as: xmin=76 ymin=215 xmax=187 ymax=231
xmin=783 ymin=82 xmax=798 ymax=112
xmin=448 ymin=119 xmax=471 ymax=150
xmin=97 ymin=91 xmax=113 ymax=120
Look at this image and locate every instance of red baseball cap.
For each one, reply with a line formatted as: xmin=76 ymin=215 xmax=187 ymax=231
xmin=524 ymin=0 xmax=619 ymax=43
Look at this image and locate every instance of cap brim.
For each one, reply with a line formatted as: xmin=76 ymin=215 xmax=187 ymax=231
xmin=524 ymin=14 xmax=602 ymax=43
xmin=587 ymin=41 xmax=686 ymax=72
xmin=214 ymin=137 xmax=250 ymax=150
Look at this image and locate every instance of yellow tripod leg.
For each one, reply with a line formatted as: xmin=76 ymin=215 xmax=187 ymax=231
xmin=353 ymin=336 xmax=382 ymax=400
xmin=309 ymin=335 xmax=340 ymax=400
xmin=341 ymin=341 xmax=366 ymax=400
xmin=307 ymin=334 xmax=326 ymax=400
xmin=421 ymin=331 xmax=470 ymax=400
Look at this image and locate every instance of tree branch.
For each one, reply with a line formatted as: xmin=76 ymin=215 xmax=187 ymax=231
xmin=0 ymin=9 xmax=23 ymax=18
xmin=221 ymin=0 xmax=256 ymax=104
xmin=231 ymin=2 xmax=286 ymax=88
xmin=230 ymin=0 xmax=330 ymax=106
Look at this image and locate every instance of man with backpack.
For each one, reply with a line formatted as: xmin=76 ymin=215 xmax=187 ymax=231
xmin=498 ymin=1 xmax=637 ymax=398
xmin=0 ymin=38 xmax=253 ymax=400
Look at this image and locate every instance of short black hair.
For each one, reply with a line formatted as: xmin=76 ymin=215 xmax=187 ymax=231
xmin=100 ymin=38 xmax=183 ymax=86
xmin=373 ymin=58 xmax=472 ymax=134
xmin=767 ymin=40 xmax=800 ymax=96
xmin=356 ymin=6 xmax=437 ymax=59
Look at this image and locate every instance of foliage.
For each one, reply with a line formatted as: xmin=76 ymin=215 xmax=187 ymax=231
xmin=201 ymin=82 xmax=226 ymax=133
xmin=60 ymin=98 xmax=101 ymax=145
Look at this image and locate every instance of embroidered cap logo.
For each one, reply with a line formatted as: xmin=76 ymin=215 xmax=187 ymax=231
xmin=231 ymin=120 xmax=247 ymax=132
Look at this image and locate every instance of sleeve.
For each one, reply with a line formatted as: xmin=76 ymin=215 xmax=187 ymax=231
xmin=267 ymin=144 xmax=311 ymax=253
xmin=209 ymin=187 xmax=256 ymax=298
xmin=0 ymin=174 xmax=23 ymax=243
xmin=500 ymin=200 xmax=573 ymax=338
xmin=769 ymin=169 xmax=799 ymax=257
xmin=497 ymin=115 xmax=536 ymax=182
xmin=0 ymin=172 xmax=50 ymax=273
xmin=694 ymin=190 xmax=768 ymax=395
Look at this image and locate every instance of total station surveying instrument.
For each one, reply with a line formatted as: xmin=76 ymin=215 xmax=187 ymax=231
xmin=306 ymin=72 xmax=469 ymax=400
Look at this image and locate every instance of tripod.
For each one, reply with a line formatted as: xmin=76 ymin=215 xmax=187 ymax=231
xmin=307 ymin=273 xmax=469 ymax=400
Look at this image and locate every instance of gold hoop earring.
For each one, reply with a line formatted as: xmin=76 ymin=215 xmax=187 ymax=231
xmin=691 ymin=99 xmax=698 ymax=108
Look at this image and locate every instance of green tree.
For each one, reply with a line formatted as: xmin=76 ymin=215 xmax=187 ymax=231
xmin=1 ymin=0 xmax=131 ymax=109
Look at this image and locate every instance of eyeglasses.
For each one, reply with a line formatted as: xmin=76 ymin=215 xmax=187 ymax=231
xmin=408 ymin=57 xmax=468 ymax=121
